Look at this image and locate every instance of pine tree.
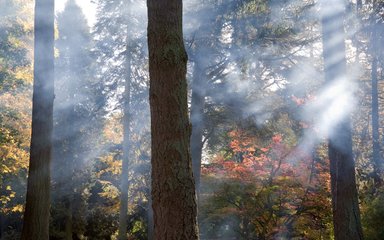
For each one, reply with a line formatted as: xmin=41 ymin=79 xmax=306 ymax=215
xmin=51 ymin=1 xmax=98 ymax=238
xmin=93 ymin=0 xmax=152 ymax=238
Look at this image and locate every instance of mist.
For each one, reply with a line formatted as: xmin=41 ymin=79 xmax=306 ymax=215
xmin=1 ymin=0 xmax=384 ymax=239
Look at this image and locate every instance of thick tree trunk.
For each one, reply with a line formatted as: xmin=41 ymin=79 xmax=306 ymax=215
xmin=21 ymin=0 xmax=54 ymax=239
xmin=190 ymin=61 xmax=205 ymax=194
xmin=118 ymin=43 xmax=132 ymax=240
xmin=320 ymin=1 xmax=364 ymax=239
xmin=147 ymin=0 xmax=199 ymax=239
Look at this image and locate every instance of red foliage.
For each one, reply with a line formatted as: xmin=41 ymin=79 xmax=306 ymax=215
xmin=200 ymin=128 xmax=332 ymax=238
xmin=202 ymin=128 xmax=331 ymax=204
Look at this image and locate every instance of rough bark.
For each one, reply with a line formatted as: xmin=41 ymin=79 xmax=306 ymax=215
xmin=118 ymin=43 xmax=132 ymax=240
xmin=320 ymin=0 xmax=364 ymax=239
xmin=147 ymin=0 xmax=199 ymax=239
xmin=21 ymin=0 xmax=55 ymax=239
xmin=190 ymin=61 xmax=205 ymax=194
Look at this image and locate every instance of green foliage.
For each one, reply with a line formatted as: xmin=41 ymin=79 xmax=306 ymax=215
xmin=85 ymin=208 xmax=119 ymax=240
xmin=362 ymin=192 xmax=384 ymax=240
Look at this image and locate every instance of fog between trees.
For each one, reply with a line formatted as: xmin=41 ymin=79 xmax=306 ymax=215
xmin=1 ymin=0 xmax=384 ymax=239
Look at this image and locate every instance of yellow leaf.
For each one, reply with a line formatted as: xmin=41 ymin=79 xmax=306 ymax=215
xmin=12 ymin=204 xmax=24 ymax=213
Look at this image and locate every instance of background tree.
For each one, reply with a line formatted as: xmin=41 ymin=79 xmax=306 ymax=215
xmin=93 ymin=0 xmax=152 ymax=238
xmin=50 ymin=0 xmax=101 ymax=239
xmin=118 ymin=5 xmax=132 ymax=239
xmin=320 ymin=0 xmax=363 ymax=238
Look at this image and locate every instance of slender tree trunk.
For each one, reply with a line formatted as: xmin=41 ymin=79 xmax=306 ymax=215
xmin=0 ymin=214 xmax=3 ymax=239
xmin=371 ymin=5 xmax=382 ymax=187
xmin=63 ymin=97 xmax=76 ymax=240
xmin=64 ymin=196 xmax=73 ymax=240
xmin=371 ymin=49 xmax=381 ymax=186
xmin=118 ymin=43 xmax=132 ymax=240
xmin=190 ymin=60 xmax=205 ymax=194
xmin=147 ymin=0 xmax=199 ymax=239
xmin=147 ymin=192 xmax=154 ymax=240
xmin=320 ymin=1 xmax=364 ymax=239
xmin=21 ymin=0 xmax=54 ymax=239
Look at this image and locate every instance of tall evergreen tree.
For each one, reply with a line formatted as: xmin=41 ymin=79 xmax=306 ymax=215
xmin=118 ymin=15 xmax=132 ymax=240
xmin=369 ymin=0 xmax=383 ymax=187
xmin=320 ymin=0 xmax=363 ymax=239
xmin=93 ymin=0 xmax=152 ymax=238
xmin=21 ymin=0 xmax=54 ymax=239
xmin=51 ymin=1 xmax=98 ymax=238
xmin=147 ymin=0 xmax=199 ymax=238
xmin=371 ymin=25 xmax=381 ymax=187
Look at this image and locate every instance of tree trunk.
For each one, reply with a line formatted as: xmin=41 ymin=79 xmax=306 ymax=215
xmin=371 ymin=51 xmax=381 ymax=186
xmin=320 ymin=0 xmax=364 ymax=239
xmin=371 ymin=13 xmax=382 ymax=187
xmin=147 ymin=192 xmax=154 ymax=240
xmin=147 ymin=0 xmax=199 ymax=239
xmin=118 ymin=42 xmax=132 ymax=240
xmin=64 ymin=196 xmax=73 ymax=240
xmin=0 ymin=214 xmax=3 ymax=239
xmin=21 ymin=0 xmax=54 ymax=239
xmin=190 ymin=60 xmax=205 ymax=194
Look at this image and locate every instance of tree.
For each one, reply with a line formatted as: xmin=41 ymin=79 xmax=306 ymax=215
xmin=118 ymin=27 xmax=132 ymax=240
xmin=370 ymin=26 xmax=380 ymax=187
xmin=147 ymin=0 xmax=198 ymax=238
xmin=369 ymin=0 xmax=383 ymax=188
xmin=320 ymin=0 xmax=363 ymax=239
xmin=51 ymin=0 xmax=97 ymax=238
xmin=21 ymin=0 xmax=54 ymax=239
xmin=190 ymin=57 xmax=206 ymax=194
xmin=93 ymin=0 xmax=152 ymax=237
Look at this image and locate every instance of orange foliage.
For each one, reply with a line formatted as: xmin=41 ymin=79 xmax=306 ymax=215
xmin=201 ymin=128 xmax=332 ymax=238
